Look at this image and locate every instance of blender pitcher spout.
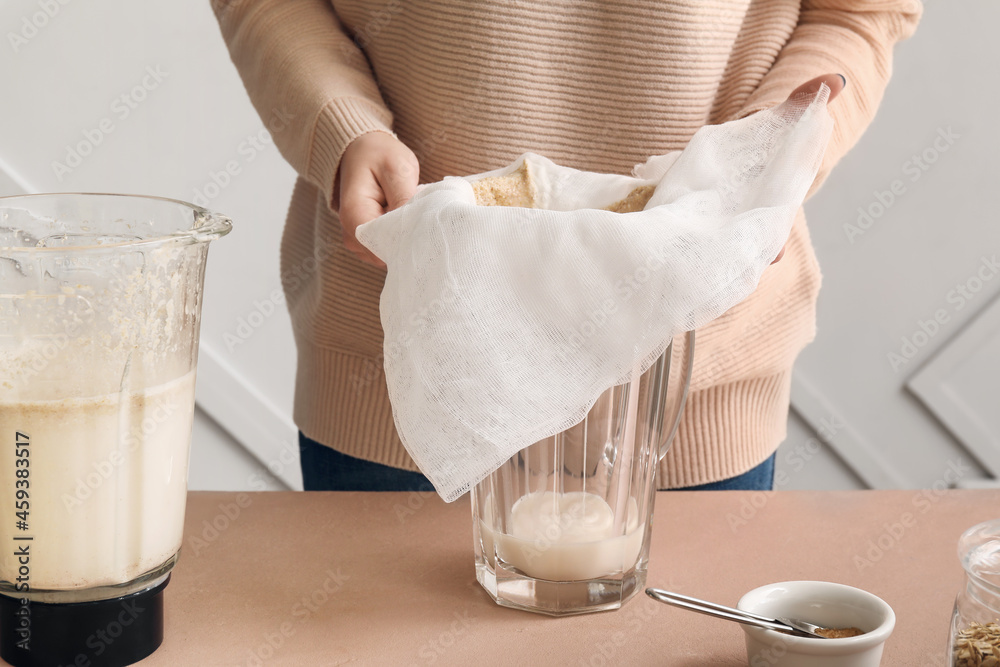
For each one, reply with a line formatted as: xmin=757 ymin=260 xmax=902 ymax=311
xmin=186 ymin=209 xmax=234 ymax=245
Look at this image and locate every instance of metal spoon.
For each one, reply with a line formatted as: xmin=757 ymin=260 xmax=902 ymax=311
xmin=645 ymin=588 xmax=828 ymax=639
xmin=776 ymin=616 xmax=835 ymax=638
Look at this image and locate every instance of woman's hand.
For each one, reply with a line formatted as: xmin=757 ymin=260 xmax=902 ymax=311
xmin=771 ymin=73 xmax=846 ymax=264
xmin=337 ymin=132 xmax=419 ymax=268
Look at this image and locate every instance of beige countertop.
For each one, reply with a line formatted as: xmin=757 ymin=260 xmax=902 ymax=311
xmin=122 ymin=489 xmax=995 ymax=666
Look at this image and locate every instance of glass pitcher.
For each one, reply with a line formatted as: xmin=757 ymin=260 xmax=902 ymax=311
xmin=0 ymin=194 xmax=230 ymax=667
xmin=950 ymin=519 xmax=1000 ymax=666
xmin=472 ymin=330 xmax=694 ymax=615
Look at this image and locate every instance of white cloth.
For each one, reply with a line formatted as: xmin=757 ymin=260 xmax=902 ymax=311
xmin=357 ymin=86 xmax=833 ymax=502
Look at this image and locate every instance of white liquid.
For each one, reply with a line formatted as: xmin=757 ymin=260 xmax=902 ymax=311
xmin=479 ymin=491 xmax=644 ymax=581
xmin=0 ymin=372 xmax=195 ymax=592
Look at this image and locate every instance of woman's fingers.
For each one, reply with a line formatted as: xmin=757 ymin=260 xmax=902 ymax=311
xmin=772 ymin=73 xmax=846 ymax=265
xmin=788 ymin=73 xmax=847 ymax=104
xmin=337 ymin=132 xmax=420 ymax=268
xmin=378 ymin=156 xmax=419 ymax=212
xmin=339 ymin=165 xmax=389 ymax=268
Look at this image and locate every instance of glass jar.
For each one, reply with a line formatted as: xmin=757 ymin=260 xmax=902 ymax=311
xmin=950 ymin=519 xmax=1000 ymax=667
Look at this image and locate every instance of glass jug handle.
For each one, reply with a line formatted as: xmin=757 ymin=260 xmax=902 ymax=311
xmin=656 ymin=330 xmax=695 ymax=461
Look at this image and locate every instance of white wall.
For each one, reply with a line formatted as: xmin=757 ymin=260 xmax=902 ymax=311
xmin=775 ymin=0 xmax=1000 ymax=491
xmin=0 ymin=0 xmax=299 ymax=490
xmin=2 ymin=1 xmax=997 ymax=491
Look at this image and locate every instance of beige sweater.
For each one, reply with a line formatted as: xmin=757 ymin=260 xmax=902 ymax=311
xmin=214 ymin=0 xmax=920 ymax=487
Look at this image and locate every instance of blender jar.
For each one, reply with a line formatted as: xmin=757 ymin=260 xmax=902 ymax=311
xmin=472 ymin=331 xmax=694 ymax=615
xmin=0 ymin=194 xmax=231 ymax=666
xmin=951 ymin=519 xmax=1000 ymax=666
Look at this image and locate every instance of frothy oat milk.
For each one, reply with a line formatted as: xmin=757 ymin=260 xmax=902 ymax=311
xmin=0 ymin=371 xmax=195 ymax=592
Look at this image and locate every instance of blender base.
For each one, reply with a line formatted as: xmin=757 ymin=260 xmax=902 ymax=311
xmin=0 ymin=575 xmax=168 ymax=667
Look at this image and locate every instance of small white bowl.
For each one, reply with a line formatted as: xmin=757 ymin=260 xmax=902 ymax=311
xmin=737 ymin=581 xmax=895 ymax=667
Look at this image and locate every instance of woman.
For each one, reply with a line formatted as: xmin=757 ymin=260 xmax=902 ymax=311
xmin=212 ymin=0 xmax=920 ymax=492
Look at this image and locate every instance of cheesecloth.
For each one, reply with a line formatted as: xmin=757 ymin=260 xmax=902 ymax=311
xmin=357 ymin=86 xmax=833 ymax=501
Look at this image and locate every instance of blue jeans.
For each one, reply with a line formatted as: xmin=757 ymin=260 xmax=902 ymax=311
xmin=680 ymin=454 xmax=775 ymax=491
xmin=298 ymin=432 xmax=776 ymax=492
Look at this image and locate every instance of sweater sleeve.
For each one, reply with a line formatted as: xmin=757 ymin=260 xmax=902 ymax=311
xmin=735 ymin=0 xmax=922 ymax=197
xmin=212 ymin=0 xmax=395 ymax=209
